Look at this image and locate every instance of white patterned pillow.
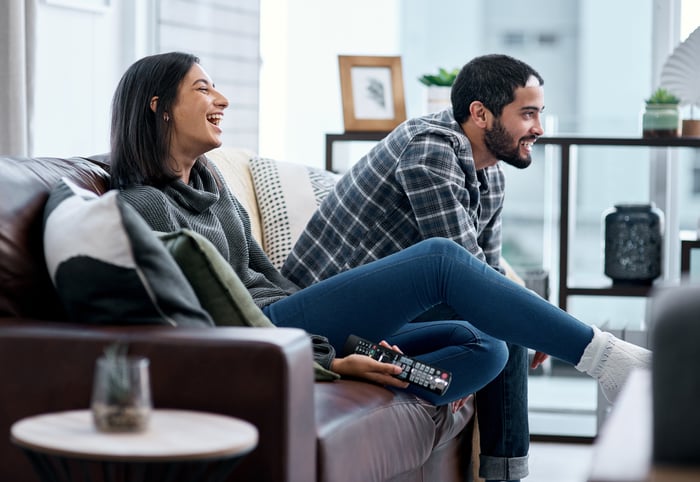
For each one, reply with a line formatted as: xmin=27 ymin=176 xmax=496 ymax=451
xmin=42 ymin=178 xmax=214 ymax=327
xmin=249 ymin=157 xmax=340 ymax=269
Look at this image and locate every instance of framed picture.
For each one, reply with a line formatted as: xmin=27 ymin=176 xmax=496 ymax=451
xmin=338 ymin=55 xmax=407 ymax=132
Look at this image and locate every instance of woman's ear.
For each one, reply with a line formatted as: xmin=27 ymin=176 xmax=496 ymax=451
xmin=149 ymin=96 xmax=159 ymax=113
xmin=469 ymin=101 xmax=490 ymax=128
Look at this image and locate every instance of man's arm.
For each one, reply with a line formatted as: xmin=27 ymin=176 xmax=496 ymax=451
xmin=395 ymin=136 xmax=489 ymax=264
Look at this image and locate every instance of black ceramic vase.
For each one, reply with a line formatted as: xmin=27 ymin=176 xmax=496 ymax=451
xmin=603 ymin=204 xmax=663 ymax=285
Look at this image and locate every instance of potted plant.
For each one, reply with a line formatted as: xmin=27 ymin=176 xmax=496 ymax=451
xmin=418 ymin=67 xmax=459 ymax=114
xmin=642 ymin=87 xmax=680 ymax=138
xmin=91 ymin=342 xmax=152 ymax=432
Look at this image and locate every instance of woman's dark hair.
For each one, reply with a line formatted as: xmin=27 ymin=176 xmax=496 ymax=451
xmin=110 ymin=52 xmax=200 ymax=189
xmin=451 ymin=54 xmax=544 ymax=123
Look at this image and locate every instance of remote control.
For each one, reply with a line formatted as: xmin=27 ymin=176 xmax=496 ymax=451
xmin=343 ymin=334 xmax=452 ymax=396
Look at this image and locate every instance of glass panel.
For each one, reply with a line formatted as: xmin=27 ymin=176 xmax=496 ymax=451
xmin=568 ymin=296 xmax=648 ymax=332
xmin=570 ymin=146 xmax=651 ymax=288
xmin=677 ymin=148 xmax=700 ymax=232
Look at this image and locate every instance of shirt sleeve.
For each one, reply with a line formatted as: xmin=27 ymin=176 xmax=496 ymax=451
xmin=477 ymin=202 xmax=504 ymax=273
xmin=395 ymin=133 xmax=488 ymax=264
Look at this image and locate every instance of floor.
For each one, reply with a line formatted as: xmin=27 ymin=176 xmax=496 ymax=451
xmin=527 ymin=441 xmax=594 ymax=482
xmin=525 ymin=369 xmax=597 ymax=481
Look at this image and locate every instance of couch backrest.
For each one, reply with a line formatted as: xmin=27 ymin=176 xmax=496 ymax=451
xmin=204 ymin=147 xmax=263 ymax=244
xmin=0 ymin=156 xmax=110 ymax=319
xmin=0 ymin=148 xmax=262 ymax=320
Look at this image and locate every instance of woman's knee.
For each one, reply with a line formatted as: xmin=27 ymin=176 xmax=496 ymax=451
xmin=412 ymin=237 xmax=477 ymax=262
xmin=483 ymin=338 xmax=509 ymax=377
xmin=416 ymin=237 xmax=462 ymax=252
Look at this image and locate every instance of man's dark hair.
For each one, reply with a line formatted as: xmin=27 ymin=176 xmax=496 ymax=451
xmin=451 ymin=54 xmax=544 ymax=123
xmin=110 ymin=51 xmax=200 ymax=189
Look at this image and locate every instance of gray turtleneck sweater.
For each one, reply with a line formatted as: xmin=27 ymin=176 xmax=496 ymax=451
xmin=118 ymin=159 xmax=301 ymax=309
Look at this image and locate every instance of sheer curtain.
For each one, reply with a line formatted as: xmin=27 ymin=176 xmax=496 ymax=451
xmin=0 ymin=0 xmax=36 ymax=156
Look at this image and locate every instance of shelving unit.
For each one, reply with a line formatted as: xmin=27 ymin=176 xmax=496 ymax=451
xmin=325 ymin=131 xmax=389 ymax=172
xmin=681 ymin=230 xmax=700 ymax=275
xmin=539 ymin=136 xmax=700 ymax=311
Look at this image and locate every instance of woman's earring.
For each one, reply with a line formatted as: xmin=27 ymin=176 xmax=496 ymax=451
xmin=163 ymin=113 xmax=170 ymax=122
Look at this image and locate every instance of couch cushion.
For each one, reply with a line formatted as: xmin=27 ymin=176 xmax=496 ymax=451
xmin=0 ymin=155 xmax=110 ymax=319
xmin=249 ymin=157 xmax=340 ymax=269
xmin=204 ymin=147 xmax=263 ymax=244
xmin=314 ymin=380 xmax=473 ymax=482
xmin=42 ymin=178 xmax=213 ymax=327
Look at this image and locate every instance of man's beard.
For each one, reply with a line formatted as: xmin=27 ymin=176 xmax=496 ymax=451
xmin=484 ymin=119 xmax=533 ymax=169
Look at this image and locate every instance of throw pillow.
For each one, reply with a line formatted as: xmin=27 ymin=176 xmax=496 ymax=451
xmin=157 ymin=228 xmax=340 ymax=381
xmin=157 ymin=228 xmax=274 ymax=328
xmin=249 ymin=157 xmax=340 ymax=269
xmin=42 ymin=178 xmax=214 ymax=328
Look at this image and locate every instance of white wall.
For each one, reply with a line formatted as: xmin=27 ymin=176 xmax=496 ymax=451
xmin=33 ymin=1 xmax=131 ymax=157
xmin=259 ymin=0 xmax=400 ymax=167
xmin=32 ymin=0 xmax=259 ymax=158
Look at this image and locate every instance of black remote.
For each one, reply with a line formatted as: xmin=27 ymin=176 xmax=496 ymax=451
xmin=343 ymin=334 xmax=452 ymax=396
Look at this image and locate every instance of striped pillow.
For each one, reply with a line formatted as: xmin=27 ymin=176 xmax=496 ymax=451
xmin=249 ymin=157 xmax=339 ymax=269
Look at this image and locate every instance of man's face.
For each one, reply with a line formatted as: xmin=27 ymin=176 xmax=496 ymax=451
xmin=484 ymin=76 xmax=545 ymax=169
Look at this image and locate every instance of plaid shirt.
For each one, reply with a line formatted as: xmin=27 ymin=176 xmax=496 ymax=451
xmin=282 ymin=109 xmax=505 ymax=288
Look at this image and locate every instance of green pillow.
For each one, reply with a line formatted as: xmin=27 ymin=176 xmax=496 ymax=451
xmin=157 ymin=229 xmax=339 ymax=381
xmin=158 ymin=229 xmax=274 ymax=328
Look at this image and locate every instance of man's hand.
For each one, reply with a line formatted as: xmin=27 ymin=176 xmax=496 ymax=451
xmin=531 ymin=351 xmax=549 ymax=369
xmin=330 ymin=340 xmax=409 ymax=389
xmin=450 ymin=394 xmax=474 ymax=413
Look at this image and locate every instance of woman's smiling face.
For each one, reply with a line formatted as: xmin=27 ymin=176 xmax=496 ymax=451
xmin=169 ymin=63 xmax=229 ymax=163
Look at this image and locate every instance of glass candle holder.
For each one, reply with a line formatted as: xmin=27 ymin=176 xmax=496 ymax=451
xmin=91 ymin=355 xmax=152 ymax=433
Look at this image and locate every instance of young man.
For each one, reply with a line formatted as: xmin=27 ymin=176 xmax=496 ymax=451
xmin=283 ymin=54 xmax=547 ymax=482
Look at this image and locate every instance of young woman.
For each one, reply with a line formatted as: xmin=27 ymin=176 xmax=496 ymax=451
xmin=110 ymin=50 xmax=649 ymax=437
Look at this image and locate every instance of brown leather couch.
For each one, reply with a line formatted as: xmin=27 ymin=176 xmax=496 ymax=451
xmin=0 ymin=151 xmax=476 ymax=482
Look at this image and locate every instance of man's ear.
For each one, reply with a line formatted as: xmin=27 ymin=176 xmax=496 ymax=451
xmin=150 ymin=96 xmax=159 ymax=113
xmin=469 ymin=101 xmax=490 ymax=128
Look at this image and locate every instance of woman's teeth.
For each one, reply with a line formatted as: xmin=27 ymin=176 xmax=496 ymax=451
xmin=206 ymin=114 xmax=223 ymax=126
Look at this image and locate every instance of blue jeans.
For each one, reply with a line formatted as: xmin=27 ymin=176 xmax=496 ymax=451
xmin=413 ymin=305 xmax=530 ymax=482
xmin=263 ymin=238 xmax=593 ymax=481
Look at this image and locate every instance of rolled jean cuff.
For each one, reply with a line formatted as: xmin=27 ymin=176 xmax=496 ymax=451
xmin=479 ymin=454 xmax=529 ymax=481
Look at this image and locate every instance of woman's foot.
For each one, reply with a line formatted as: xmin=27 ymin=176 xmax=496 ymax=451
xmin=575 ymin=326 xmax=652 ymax=402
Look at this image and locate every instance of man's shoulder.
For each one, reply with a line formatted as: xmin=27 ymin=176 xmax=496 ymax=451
xmin=383 ymin=112 xmax=468 ymax=159
xmin=395 ymin=110 xmax=464 ymax=140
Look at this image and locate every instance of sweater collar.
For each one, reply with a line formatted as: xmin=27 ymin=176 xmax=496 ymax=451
xmin=163 ymin=160 xmax=219 ymax=213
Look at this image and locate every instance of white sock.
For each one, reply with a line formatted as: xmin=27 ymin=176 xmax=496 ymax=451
xmin=575 ymin=326 xmax=652 ymax=402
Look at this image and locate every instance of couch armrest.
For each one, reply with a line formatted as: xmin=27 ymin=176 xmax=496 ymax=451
xmin=0 ymin=322 xmax=315 ymax=482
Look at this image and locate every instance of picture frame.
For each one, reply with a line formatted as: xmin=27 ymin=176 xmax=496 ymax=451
xmin=338 ymin=55 xmax=407 ymax=132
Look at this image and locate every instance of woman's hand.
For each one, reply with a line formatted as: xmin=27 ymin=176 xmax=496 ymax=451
xmin=330 ymin=340 xmax=410 ymax=389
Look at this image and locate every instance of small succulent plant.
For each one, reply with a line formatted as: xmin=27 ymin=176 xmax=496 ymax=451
xmin=92 ymin=342 xmax=151 ymax=432
xmin=418 ymin=67 xmax=460 ymax=87
xmin=645 ymin=87 xmax=680 ymax=105
xmin=101 ymin=342 xmax=132 ymax=406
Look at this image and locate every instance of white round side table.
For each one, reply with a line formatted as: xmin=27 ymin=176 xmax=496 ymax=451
xmin=11 ymin=409 xmax=258 ymax=482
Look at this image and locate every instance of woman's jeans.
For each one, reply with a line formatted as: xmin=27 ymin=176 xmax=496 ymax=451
xmin=263 ymin=238 xmax=593 ymax=481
